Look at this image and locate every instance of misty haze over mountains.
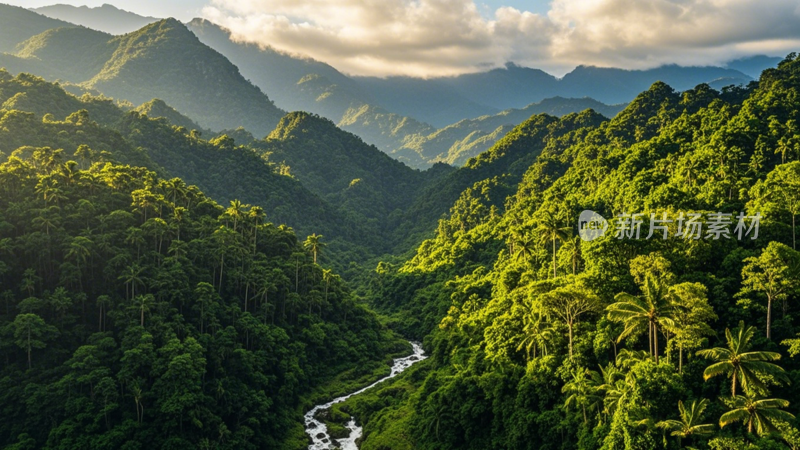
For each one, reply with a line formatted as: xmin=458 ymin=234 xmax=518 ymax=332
xmin=0 ymin=2 xmax=783 ymax=168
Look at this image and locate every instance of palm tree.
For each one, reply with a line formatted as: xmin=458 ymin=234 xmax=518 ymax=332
xmin=423 ymin=401 xmax=452 ymax=442
xmin=615 ymin=349 xmax=651 ymax=370
xmin=606 ymin=275 xmax=675 ymax=363
xmin=561 ymin=236 xmax=581 ymax=275
xmin=513 ymin=232 xmax=535 ymax=264
xmin=212 ymin=226 xmax=236 ymax=293
xmin=563 ymin=367 xmax=601 ymax=425
xmin=656 ymin=399 xmax=715 ymax=448
xmin=33 ymin=208 xmax=59 ymax=236
xmin=603 ymin=377 xmax=635 ymax=418
xmin=119 ymin=264 xmax=144 ymax=301
xmin=593 ymin=363 xmax=623 ymax=422
xmin=97 ymin=295 xmax=111 ymax=332
xmin=225 ymin=200 xmax=248 ymax=232
xmin=172 ymin=207 xmax=186 ymax=241
xmin=248 ymin=206 xmax=265 ymax=254
xmin=537 ymin=211 xmax=571 ymax=278
xmin=776 ymin=136 xmax=793 ymax=164
xmin=720 ymin=394 xmax=795 ymax=435
xmin=65 ymin=236 xmax=92 ymax=290
xmin=65 ymin=236 xmax=92 ymax=266
xmin=681 ymin=156 xmax=701 ymax=186
xmin=135 ymin=294 xmax=154 ymax=327
xmin=35 ymin=176 xmax=57 ymax=207
xmin=166 ymin=177 xmax=187 ymax=205
xmin=696 ymin=321 xmax=788 ymax=397
xmin=21 ymin=269 xmax=38 ymax=297
xmin=303 ymin=233 xmax=325 ymax=264
xmin=322 ymin=269 xmax=333 ymax=302
xmin=125 ymin=227 xmax=145 ymax=259
xmin=516 ymin=308 xmax=554 ymax=360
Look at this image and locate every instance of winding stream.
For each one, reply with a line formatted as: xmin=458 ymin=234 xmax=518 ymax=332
xmin=305 ymin=342 xmax=427 ymax=450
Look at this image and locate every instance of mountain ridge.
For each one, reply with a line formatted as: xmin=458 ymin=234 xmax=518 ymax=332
xmin=33 ymin=3 xmax=161 ymax=35
xmin=0 ymin=10 xmax=286 ymax=137
xmin=0 ymin=3 xmax=75 ymax=53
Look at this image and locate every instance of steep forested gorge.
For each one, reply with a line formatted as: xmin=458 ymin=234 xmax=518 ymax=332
xmin=0 ymin=69 xmax=424 ymax=449
xmin=0 ymin=139 xmax=406 ymax=449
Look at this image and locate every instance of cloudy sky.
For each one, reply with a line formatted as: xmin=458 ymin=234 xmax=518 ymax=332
xmin=10 ymin=0 xmax=800 ymax=77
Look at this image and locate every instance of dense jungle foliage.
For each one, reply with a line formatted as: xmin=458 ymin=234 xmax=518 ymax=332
xmin=3 ymin=10 xmax=800 ymax=449
xmin=344 ymin=54 xmax=800 ymax=450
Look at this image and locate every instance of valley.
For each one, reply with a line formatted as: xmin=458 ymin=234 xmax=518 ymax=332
xmin=0 ymin=3 xmax=798 ymax=450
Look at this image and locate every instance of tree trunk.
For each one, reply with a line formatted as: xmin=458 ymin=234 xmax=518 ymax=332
xmin=552 ymin=237 xmax=556 ymax=278
xmin=732 ymin=371 xmax=737 ymax=397
xmin=679 ymin=344 xmax=683 ymax=374
xmin=568 ymin=322 xmax=574 ymax=359
xmin=27 ymin=326 xmax=31 ymax=369
xmin=654 ymin=324 xmax=659 ymax=364
xmin=219 ymin=254 xmax=224 ymax=295
xmin=767 ymin=295 xmax=772 ymax=339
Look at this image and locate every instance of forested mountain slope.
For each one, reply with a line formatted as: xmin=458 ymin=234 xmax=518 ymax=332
xmin=13 ymin=26 xmax=115 ymax=82
xmin=0 ymin=3 xmax=74 ymax=53
xmin=0 ymin=12 xmax=285 ymax=137
xmin=0 ymin=71 xmax=459 ymax=269
xmin=253 ymin=112 xmax=453 ymax=226
xmin=87 ymin=19 xmax=283 ymax=136
xmin=0 ymin=71 xmax=380 ymax=265
xmin=0 ymin=65 xmax=418 ymax=448
xmin=133 ymin=99 xmax=202 ymax=132
xmin=1 ymin=4 xmax=799 ymax=450
xmin=345 ymin=55 xmax=800 ymax=450
xmin=2 ymin=7 xmax=753 ymax=171
xmin=0 ymin=142 xmax=402 ymax=450
xmin=186 ymin=18 xmax=364 ymax=119
xmin=391 ymin=108 xmax=608 ymax=250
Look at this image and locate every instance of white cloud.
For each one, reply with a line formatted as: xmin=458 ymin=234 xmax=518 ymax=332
xmin=547 ymin=0 xmax=800 ymax=69
xmin=201 ymin=0 xmax=800 ymax=77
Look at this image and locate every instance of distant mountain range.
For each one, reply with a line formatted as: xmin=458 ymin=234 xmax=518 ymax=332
xmin=393 ymin=97 xmax=627 ymax=167
xmin=0 ymin=3 xmax=784 ymax=169
xmin=187 ymin=18 xmax=764 ymax=127
xmin=33 ymin=3 xmax=160 ymax=35
xmin=725 ymin=55 xmax=783 ymax=78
